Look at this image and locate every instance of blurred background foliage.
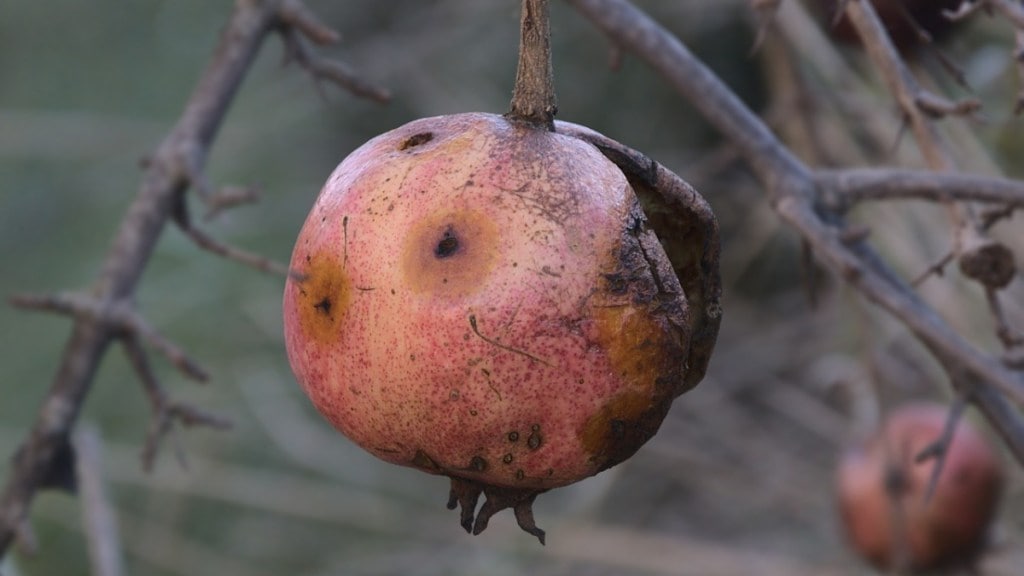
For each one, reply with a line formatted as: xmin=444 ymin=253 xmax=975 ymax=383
xmin=2 ymin=1 xmax=1023 ymax=574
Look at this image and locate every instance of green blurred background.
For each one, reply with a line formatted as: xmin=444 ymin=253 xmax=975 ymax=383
xmin=2 ymin=1 xmax=1022 ymax=575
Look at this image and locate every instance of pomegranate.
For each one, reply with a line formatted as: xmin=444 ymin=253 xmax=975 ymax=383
xmin=836 ymin=402 xmax=1004 ymax=571
xmin=281 ymin=112 xmax=720 ymax=542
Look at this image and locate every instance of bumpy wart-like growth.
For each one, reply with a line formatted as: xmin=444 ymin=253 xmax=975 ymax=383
xmin=283 ymin=112 xmax=720 ymax=542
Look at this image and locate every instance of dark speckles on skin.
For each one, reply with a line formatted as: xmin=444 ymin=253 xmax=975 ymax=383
xmin=515 ymin=469 xmax=525 ymax=480
xmin=508 ymin=431 xmax=519 ymax=442
xmin=502 ymin=453 xmax=514 ymax=464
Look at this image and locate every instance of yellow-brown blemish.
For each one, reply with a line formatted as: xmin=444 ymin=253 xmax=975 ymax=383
xmin=400 ymin=210 xmax=499 ymax=297
xmin=592 ymin=304 xmax=673 ymax=392
xmin=581 ymin=286 xmax=679 ymax=469
xmin=293 ymin=252 xmax=352 ymax=344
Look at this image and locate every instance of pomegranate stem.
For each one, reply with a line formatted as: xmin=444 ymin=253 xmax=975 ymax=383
xmin=507 ymin=0 xmax=557 ymax=130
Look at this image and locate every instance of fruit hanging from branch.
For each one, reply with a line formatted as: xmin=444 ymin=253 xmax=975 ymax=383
xmin=281 ymin=0 xmax=720 ymax=543
xmin=835 ymin=403 xmax=1005 ymax=572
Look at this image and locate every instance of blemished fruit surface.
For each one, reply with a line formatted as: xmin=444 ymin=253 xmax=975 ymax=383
xmin=836 ymin=403 xmax=1004 ymax=572
xmin=283 ymin=112 xmax=719 ymax=542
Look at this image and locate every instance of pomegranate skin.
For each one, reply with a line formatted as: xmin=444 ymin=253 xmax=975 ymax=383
xmin=836 ymin=403 xmax=1004 ymax=572
xmin=282 ymin=112 xmax=719 ymax=540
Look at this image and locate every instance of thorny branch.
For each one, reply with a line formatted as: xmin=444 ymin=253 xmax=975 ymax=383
xmin=841 ymin=0 xmax=1016 ymax=301
xmin=565 ymin=0 xmax=1024 ymax=464
xmin=0 ymin=0 xmax=386 ymax=558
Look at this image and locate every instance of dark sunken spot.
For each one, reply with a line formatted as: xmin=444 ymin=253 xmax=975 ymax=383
xmin=470 ymin=456 xmax=488 ymax=472
xmin=398 ymin=132 xmax=434 ymax=150
xmin=313 ymin=297 xmax=332 ymax=315
xmin=435 ymin=228 xmax=461 ymax=259
xmin=527 ymin=432 xmax=542 ymax=451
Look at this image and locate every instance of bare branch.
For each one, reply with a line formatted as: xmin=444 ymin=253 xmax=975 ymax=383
xmin=816 ymin=168 xmax=1024 ymax=209
xmin=566 ymin=0 xmax=1024 ymax=465
xmin=122 ymin=338 xmax=231 ymax=473
xmin=909 ymin=252 xmax=955 ymax=287
xmin=913 ymin=394 xmax=969 ymax=502
xmin=73 ymin=425 xmax=125 ymax=576
xmin=280 ymin=28 xmax=391 ymax=103
xmin=120 ymin=307 xmax=209 ymax=383
xmin=0 ymin=0 xmax=382 ymax=557
xmin=843 ymin=0 xmax=954 ymax=169
xmin=173 ymin=201 xmax=291 ymax=278
xmin=278 ymin=0 xmax=341 ymax=45
xmin=841 ymin=0 xmax=1004 ymax=294
xmin=985 ymin=288 xmax=1024 ymax=349
xmin=944 ymin=1 xmax=988 ymax=22
xmin=10 ymin=292 xmax=208 ymax=382
xmin=203 ymin=185 xmax=262 ymax=221
xmin=749 ymin=0 xmax=782 ymax=54
xmin=914 ymin=92 xmax=981 ymax=120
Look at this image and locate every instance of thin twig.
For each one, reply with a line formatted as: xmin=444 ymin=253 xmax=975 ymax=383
xmin=843 ymin=0 xmax=954 ymax=169
xmin=204 ymin=185 xmax=262 ymax=221
xmin=749 ymin=0 xmax=783 ymax=54
xmin=816 ymin=168 xmax=1024 ymax=210
xmin=173 ymin=200 xmax=291 ymax=278
xmin=73 ymin=424 xmax=125 ymax=576
xmin=122 ymin=338 xmax=231 ymax=472
xmin=10 ymin=292 xmax=209 ymax=382
xmin=914 ymin=393 xmax=969 ymax=502
xmin=280 ymin=28 xmax=391 ymax=103
xmin=278 ymin=0 xmax=341 ymax=45
xmin=881 ymin=433 xmax=913 ymax=574
xmin=985 ymin=288 xmax=1024 ymax=349
xmin=842 ymin=0 xmax=1012 ymax=298
xmin=909 ymin=251 xmax=954 ymax=287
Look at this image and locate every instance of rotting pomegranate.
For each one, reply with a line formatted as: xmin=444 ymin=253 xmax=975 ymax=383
xmin=836 ymin=402 xmax=1004 ymax=572
xmin=281 ymin=111 xmax=721 ymax=543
